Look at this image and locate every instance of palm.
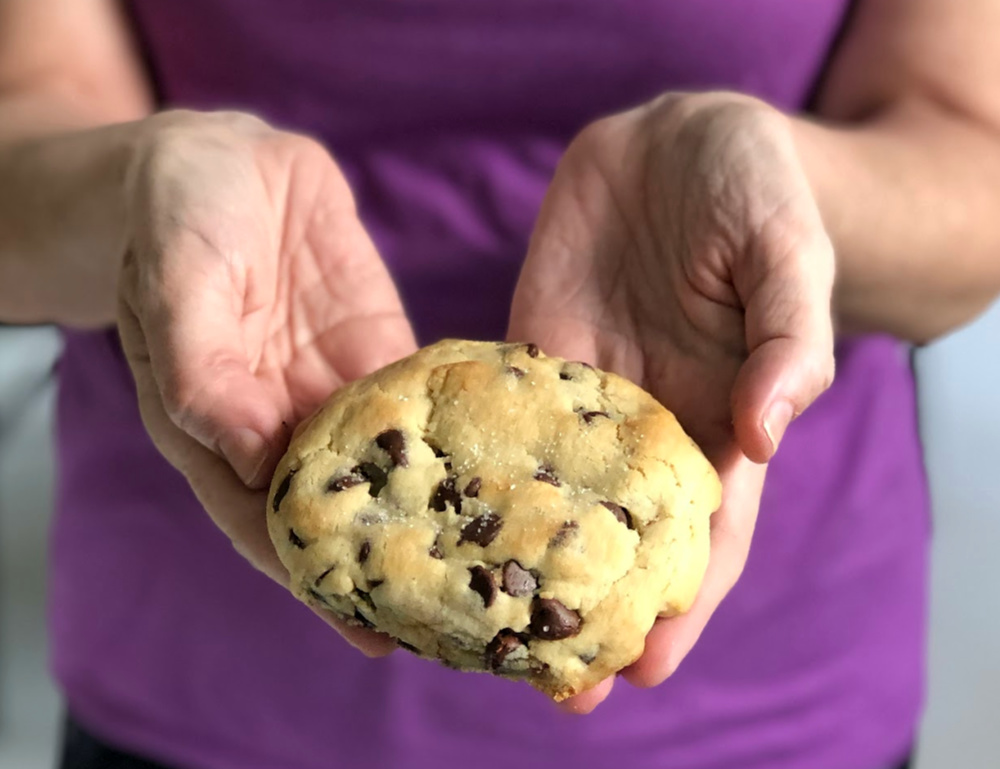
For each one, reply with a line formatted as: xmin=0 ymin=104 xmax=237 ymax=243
xmin=510 ymin=95 xmax=834 ymax=711
xmin=167 ymin=132 xmax=417 ymax=428
xmin=510 ymin=106 xmax=746 ymax=457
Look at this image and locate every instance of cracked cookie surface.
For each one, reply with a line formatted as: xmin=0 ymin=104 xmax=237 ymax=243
xmin=267 ymin=339 xmax=721 ymax=700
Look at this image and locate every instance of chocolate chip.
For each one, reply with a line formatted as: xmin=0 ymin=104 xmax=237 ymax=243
xmin=368 ymin=579 xmax=384 ymax=589
xmin=353 ymin=608 xmax=375 ymax=629
xmin=306 ymin=587 xmax=328 ymax=605
xmin=507 ymin=366 xmax=526 ymax=378
xmin=533 ymin=464 xmax=560 ymax=486
xmin=375 ymin=429 xmax=408 ymax=467
xmin=428 ymin=443 xmax=447 ymax=458
xmin=463 ymin=477 xmax=482 ymax=497
xmin=486 ymin=629 xmax=526 ymax=671
xmin=525 ymin=343 xmax=540 ymax=358
xmin=431 ymin=477 xmax=462 ymax=513
xmin=357 ymin=462 xmax=388 ymax=497
xmin=578 ymin=650 xmax=598 ymax=665
xmin=397 ymin=640 xmax=421 ymax=655
xmin=272 ymin=471 xmax=295 ymax=513
xmin=458 ymin=512 xmax=503 ymax=547
xmin=288 ymin=528 xmax=307 ymax=549
xmin=328 ymin=470 xmax=366 ymax=492
xmin=530 ymin=598 xmax=582 ymax=640
xmin=429 ymin=541 xmax=444 ymax=559
xmin=358 ymin=540 xmax=371 ymax=564
xmin=355 ymin=588 xmax=376 ymax=613
xmin=576 ymin=361 xmax=595 ymax=370
xmin=600 ymin=501 xmax=633 ymax=529
xmin=549 ymin=520 xmax=579 ymax=547
xmin=468 ymin=565 xmax=497 ymax=607
xmin=314 ymin=566 xmax=335 ymax=586
xmin=580 ymin=410 xmax=609 ymax=424
xmin=559 ymin=371 xmax=573 ymax=381
xmin=501 ymin=560 xmax=538 ymax=597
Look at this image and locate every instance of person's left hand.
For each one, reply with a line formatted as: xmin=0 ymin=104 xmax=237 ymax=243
xmin=508 ymin=92 xmax=836 ymax=712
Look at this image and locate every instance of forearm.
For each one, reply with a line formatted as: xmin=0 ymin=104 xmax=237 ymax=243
xmin=0 ymin=86 xmax=148 ymax=327
xmin=793 ymin=99 xmax=1000 ymax=345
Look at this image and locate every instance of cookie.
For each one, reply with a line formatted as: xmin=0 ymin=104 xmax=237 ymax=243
xmin=267 ymin=340 xmax=720 ymax=701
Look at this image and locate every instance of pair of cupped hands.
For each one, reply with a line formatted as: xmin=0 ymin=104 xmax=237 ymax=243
xmin=117 ymin=91 xmax=835 ymax=713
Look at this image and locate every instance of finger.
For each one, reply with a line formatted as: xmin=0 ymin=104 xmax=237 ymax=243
xmin=554 ymin=676 xmax=615 ymax=715
xmin=732 ymin=226 xmax=836 ymax=463
xmin=622 ymin=455 xmax=764 ymax=687
xmin=118 ymin=300 xmax=286 ymax=572
xmin=122 ymin=302 xmax=397 ymax=658
xmin=120 ymin=242 xmax=286 ymax=489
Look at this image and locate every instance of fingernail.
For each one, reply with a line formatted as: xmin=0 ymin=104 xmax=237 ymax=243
xmin=219 ymin=427 xmax=269 ymax=488
xmin=763 ymin=400 xmax=795 ymax=457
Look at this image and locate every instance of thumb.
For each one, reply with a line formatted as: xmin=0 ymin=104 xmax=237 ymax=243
xmin=119 ymin=247 xmax=285 ymax=489
xmin=731 ymin=227 xmax=836 ymax=463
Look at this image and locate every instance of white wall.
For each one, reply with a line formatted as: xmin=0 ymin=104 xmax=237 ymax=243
xmin=0 ymin=326 xmax=61 ymax=769
xmin=915 ymin=300 xmax=1000 ymax=768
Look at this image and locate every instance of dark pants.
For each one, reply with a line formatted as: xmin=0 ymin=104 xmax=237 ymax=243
xmin=60 ymin=713 xmax=914 ymax=769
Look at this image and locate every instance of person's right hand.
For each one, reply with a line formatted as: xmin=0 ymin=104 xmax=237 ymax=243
xmin=115 ymin=110 xmax=416 ymax=656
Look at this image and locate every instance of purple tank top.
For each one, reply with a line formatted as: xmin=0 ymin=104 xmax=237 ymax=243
xmin=51 ymin=3 xmax=929 ymax=768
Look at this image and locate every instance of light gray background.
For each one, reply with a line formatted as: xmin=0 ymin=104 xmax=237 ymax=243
xmin=0 ymin=307 xmax=997 ymax=768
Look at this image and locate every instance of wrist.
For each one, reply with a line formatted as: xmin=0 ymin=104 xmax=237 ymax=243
xmin=0 ymin=118 xmax=145 ymax=327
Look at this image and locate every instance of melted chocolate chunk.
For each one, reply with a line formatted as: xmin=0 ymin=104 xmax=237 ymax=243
xmin=327 ymin=470 xmax=366 ymax=492
xmin=356 ymin=509 xmax=388 ymax=526
xmin=368 ymin=579 xmax=384 ymax=590
xmin=501 ymin=560 xmax=538 ymax=597
xmin=314 ymin=566 xmax=335 ymax=586
xmin=357 ymin=462 xmax=388 ymax=497
xmin=431 ymin=477 xmax=462 ymax=513
xmin=468 ymin=565 xmax=498 ymax=608
xmin=429 ymin=443 xmax=447 ymax=458
xmin=272 ymin=471 xmax=295 ymax=513
xmin=530 ymin=598 xmax=582 ymax=640
xmin=559 ymin=370 xmax=574 ymax=382
xmin=507 ymin=366 xmax=526 ymax=378
xmin=397 ymin=640 xmax=421 ymax=655
xmin=458 ymin=512 xmax=503 ymax=547
xmin=288 ymin=528 xmax=307 ymax=549
xmin=358 ymin=540 xmax=371 ymax=564
xmin=486 ymin=629 xmax=526 ymax=671
xmin=463 ymin=477 xmax=482 ymax=498
xmin=579 ymin=410 xmax=609 ymax=424
xmin=533 ymin=465 xmax=560 ymax=486
xmin=600 ymin=500 xmax=634 ymax=529
xmin=525 ymin=343 xmax=540 ymax=358
xmin=549 ymin=520 xmax=579 ymax=547
xmin=375 ymin=429 xmax=408 ymax=467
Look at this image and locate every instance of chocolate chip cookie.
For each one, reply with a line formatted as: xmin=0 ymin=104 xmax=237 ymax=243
xmin=267 ymin=340 xmax=720 ymax=701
